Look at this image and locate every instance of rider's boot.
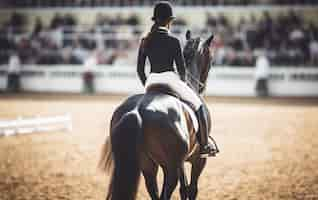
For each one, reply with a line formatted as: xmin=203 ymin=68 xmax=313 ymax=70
xmin=195 ymin=105 xmax=217 ymax=158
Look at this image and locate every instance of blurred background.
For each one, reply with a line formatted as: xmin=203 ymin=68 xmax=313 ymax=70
xmin=0 ymin=1 xmax=318 ymax=200
xmin=0 ymin=0 xmax=318 ymax=95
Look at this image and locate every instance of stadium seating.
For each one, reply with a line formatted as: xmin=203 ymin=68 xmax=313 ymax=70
xmin=3 ymin=0 xmax=318 ymax=8
xmin=0 ymin=4 xmax=317 ymax=67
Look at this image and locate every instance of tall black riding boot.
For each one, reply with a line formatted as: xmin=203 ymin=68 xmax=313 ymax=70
xmin=195 ymin=105 xmax=216 ymax=157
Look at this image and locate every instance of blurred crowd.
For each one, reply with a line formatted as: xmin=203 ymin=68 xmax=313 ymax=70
xmin=0 ymin=13 xmax=142 ymax=66
xmin=207 ymin=10 xmax=318 ymax=66
xmin=0 ymin=10 xmax=318 ymax=67
xmin=3 ymin=0 xmax=318 ymax=7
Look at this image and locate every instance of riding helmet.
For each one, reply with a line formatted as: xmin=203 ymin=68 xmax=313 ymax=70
xmin=151 ymin=1 xmax=176 ymax=22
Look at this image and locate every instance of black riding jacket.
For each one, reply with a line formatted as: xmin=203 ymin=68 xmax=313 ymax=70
xmin=137 ymin=27 xmax=186 ymax=85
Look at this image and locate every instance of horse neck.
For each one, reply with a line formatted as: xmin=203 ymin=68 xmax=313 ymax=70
xmin=199 ymin=47 xmax=211 ymax=86
xmin=186 ymin=62 xmax=201 ymax=93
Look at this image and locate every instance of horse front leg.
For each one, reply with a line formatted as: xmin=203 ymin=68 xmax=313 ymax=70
xmin=189 ymin=158 xmax=206 ymax=200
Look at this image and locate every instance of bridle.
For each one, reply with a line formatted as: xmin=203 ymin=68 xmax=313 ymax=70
xmin=186 ymin=70 xmax=206 ymax=93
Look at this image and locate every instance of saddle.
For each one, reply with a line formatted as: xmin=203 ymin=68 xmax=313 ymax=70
xmin=146 ymin=84 xmax=199 ymax=132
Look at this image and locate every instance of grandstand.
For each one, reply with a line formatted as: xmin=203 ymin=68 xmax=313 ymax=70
xmin=2 ymin=0 xmax=318 ymax=7
xmin=0 ymin=1 xmax=318 ymax=96
xmin=0 ymin=5 xmax=318 ymax=67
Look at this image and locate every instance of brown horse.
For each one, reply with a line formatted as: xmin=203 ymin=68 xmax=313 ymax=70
xmin=99 ymin=31 xmax=215 ymax=200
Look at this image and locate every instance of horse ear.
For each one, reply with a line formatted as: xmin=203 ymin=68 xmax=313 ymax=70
xmin=205 ymin=34 xmax=214 ymax=46
xmin=186 ymin=30 xmax=191 ymax=41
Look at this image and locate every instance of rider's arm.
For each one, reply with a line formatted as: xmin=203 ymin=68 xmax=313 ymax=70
xmin=137 ymin=39 xmax=147 ymax=86
xmin=174 ymin=39 xmax=186 ymax=81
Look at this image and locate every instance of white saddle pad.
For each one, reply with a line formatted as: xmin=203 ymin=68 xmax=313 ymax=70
xmin=181 ymin=102 xmax=199 ymax=133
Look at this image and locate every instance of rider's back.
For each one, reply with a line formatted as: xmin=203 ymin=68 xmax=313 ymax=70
xmin=144 ymin=29 xmax=182 ymax=73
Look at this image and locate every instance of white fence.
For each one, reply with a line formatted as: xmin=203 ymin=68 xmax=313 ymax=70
xmin=0 ymin=114 xmax=72 ymax=136
xmin=1 ymin=65 xmax=318 ymax=97
xmin=207 ymin=67 xmax=318 ymax=97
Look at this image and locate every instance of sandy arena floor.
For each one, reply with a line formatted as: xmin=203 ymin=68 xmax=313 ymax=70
xmin=0 ymin=94 xmax=317 ymax=200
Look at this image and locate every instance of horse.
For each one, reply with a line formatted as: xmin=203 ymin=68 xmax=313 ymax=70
xmin=99 ymin=31 xmax=215 ymax=200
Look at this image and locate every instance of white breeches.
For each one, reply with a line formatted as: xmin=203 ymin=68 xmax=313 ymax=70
xmin=145 ymin=71 xmax=202 ymax=110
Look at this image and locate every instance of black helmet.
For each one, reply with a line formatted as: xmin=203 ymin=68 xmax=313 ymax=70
xmin=151 ymin=1 xmax=175 ymax=22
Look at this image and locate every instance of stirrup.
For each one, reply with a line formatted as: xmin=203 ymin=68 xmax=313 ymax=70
xmin=200 ymin=152 xmax=215 ymax=158
xmin=208 ymin=136 xmax=220 ymax=154
xmin=199 ymin=144 xmax=217 ymax=158
xmin=200 ymin=136 xmax=220 ymax=158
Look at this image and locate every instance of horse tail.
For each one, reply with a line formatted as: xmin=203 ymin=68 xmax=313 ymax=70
xmin=105 ymin=111 xmax=143 ymax=200
xmin=98 ymin=135 xmax=113 ymax=174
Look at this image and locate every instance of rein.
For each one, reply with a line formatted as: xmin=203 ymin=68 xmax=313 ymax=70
xmin=186 ymin=70 xmax=206 ymax=92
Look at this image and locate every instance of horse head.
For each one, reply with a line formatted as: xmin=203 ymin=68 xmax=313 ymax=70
xmin=183 ymin=30 xmax=214 ymax=94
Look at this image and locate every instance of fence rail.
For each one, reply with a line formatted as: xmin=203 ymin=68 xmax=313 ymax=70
xmin=0 ymin=114 xmax=72 ymax=136
xmin=1 ymin=65 xmax=318 ymax=96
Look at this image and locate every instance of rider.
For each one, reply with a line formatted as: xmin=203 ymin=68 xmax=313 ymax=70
xmin=137 ymin=1 xmax=215 ymax=157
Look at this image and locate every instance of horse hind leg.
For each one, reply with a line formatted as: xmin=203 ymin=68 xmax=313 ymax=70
xmin=160 ymin=167 xmax=180 ymax=200
xmin=189 ymin=158 xmax=207 ymax=200
xmin=142 ymin=156 xmax=160 ymax=200
xmin=144 ymin=171 xmax=160 ymax=200
xmin=179 ymin=164 xmax=189 ymax=200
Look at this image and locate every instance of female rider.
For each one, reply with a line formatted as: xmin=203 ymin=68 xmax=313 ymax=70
xmin=137 ymin=1 xmax=215 ymax=157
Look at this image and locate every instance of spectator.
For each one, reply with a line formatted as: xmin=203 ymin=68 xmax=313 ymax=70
xmin=245 ymin=15 xmax=259 ymax=50
xmin=82 ymin=50 xmax=98 ymax=93
xmin=50 ymin=13 xmax=63 ymax=30
xmin=50 ymin=25 xmax=64 ymax=48
xmin=254 ymin=50 xmax=270 ymax=97
xmin=72 ymin=40 xmax=90 ymax=63
xmin=7 ymin=52 xmax=21 ymax=93
xmin=60 ymin=47 xmax=82 ymax=64
xmin=126 ymin=15 xmax=140 ymax=26
xmin=8 ymin=12 xmax=26 ymax=34
xmin=309 ymin=39 xmax=318 ymax=65
xmin=206 ymin=13 xmax=217 ymax=28
xmin=31 ymin=17 xmax=43 ymax=39
xmin=64 ymin=14 xmax=77 ymax=28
